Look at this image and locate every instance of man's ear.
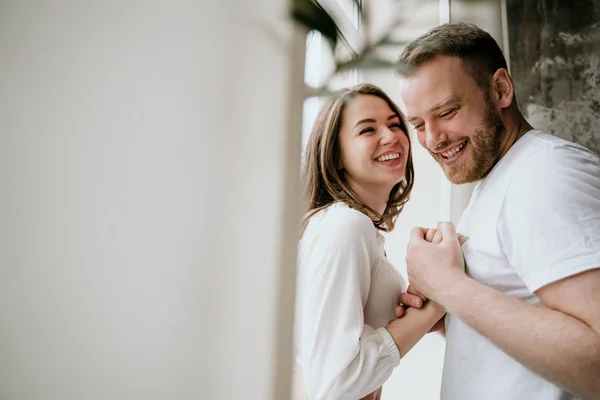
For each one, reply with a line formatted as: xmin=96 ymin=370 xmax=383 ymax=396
xmin=491 ymin=68 xmax=514 ymax=109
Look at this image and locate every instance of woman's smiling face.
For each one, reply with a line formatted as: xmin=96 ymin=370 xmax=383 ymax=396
xmin=338 ymin=94 xmax=410 ymax=198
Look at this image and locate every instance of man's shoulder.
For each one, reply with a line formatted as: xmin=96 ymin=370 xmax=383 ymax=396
xmin=515 ymin=130 xmax=598 ymax=163
xmin=501 ymin=130 xmax=600 ymax=208
xmin=504 ymin=130 xmax=599 ymax=177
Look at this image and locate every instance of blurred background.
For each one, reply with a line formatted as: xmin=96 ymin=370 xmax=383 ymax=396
xmin=0 ymin=1 xmax=597 ymax=399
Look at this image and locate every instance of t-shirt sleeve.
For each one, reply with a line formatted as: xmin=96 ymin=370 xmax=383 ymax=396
xmin=298 ymin=208 xmax=400 ymax=400
xmin=498 ymin=143 xmax=600 ymax=292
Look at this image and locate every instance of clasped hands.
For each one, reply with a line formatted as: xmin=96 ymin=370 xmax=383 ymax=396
xmin=393 ymin=222 xmax=469 ymax=325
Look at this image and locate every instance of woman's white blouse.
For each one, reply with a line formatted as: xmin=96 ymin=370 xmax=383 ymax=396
xmin=293 ymin=202 xmax=406 ymax=400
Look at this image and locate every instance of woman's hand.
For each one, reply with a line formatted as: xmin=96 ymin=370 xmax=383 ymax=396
xmin=394 ymin=285 xmax=426 ymax=318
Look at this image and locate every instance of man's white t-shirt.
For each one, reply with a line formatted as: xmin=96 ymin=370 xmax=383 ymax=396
xmin=441 ymin=130 xmax=600 ymax=400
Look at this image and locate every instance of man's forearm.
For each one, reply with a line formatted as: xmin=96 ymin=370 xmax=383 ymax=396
xmin=441 ymin=276 xmax=600 ymax=399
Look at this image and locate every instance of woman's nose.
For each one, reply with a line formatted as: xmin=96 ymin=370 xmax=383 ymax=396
xmin=380 ymin=126 xmax=399 ymax=145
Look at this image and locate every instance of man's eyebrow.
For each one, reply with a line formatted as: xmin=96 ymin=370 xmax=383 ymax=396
xmin=407 ymin=98 xmax=461 ymax=122
xmin=429 ymin=98 xmax=461 ymax=113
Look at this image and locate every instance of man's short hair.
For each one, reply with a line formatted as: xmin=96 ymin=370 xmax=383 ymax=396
xmin=396 ymin=23 xmax=508 ymax=91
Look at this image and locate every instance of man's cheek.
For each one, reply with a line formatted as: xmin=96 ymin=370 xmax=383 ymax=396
xmin=416 ymin=132 xmax=427 ymax=148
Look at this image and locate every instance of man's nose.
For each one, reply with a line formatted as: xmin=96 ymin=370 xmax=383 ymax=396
xmin=424 ymin=122 xmax=446 ymax=150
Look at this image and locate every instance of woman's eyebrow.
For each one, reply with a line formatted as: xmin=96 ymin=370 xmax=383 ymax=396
xmin=354 ymin=118 xmax=376 ymax=127
xmin=355 ymin=114 xmax=398 ymax=127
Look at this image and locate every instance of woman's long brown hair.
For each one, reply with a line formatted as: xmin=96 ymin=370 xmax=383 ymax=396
xmin=302 ymin=83 xmax=415 ymax=232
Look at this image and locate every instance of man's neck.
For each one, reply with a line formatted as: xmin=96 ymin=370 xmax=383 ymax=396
xmin=499 ymin=112 xmax=533 ymax=159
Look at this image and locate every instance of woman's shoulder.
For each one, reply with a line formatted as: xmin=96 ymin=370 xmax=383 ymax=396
xmin=303 ymin=202 xmax=376 ymax=240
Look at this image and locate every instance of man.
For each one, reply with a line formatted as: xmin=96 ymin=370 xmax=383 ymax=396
xmin=395 ymin=23 xmax=600 ymax=399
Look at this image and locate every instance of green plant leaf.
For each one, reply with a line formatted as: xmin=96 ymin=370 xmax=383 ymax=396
xmin=291 ymin=0 xmax=338 ymax=50
xmin=304 ymin=84 xmax=345 ymax=99
xmin=338 ymin=55 xmax=396 ymax=71
xmin=378 ymin=38 xmax=409 ymax=47
xmin=336 ymin=56 xmax=415 ymax=75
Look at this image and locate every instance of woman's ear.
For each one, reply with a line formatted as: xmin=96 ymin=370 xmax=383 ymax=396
xmin=492 ymin=68 xmax=514 ymax=109
xmin=336 ymin=155 xmax=344 ymax=170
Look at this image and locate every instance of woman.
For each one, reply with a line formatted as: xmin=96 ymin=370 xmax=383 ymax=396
xmin=293 ymin=84 xmax=444 ymax=400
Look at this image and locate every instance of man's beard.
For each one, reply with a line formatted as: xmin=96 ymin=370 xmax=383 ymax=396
xmin=440 ymin=98 xmax=506 ymax=184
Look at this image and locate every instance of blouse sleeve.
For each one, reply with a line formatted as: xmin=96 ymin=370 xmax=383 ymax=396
xmin=298 ymin=208 xmax=400 ymax=400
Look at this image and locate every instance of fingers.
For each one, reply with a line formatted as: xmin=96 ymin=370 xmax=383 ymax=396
xmin=425 ymin=224 xmax=468 ymax=246
xmin=411 ymin=226 xmax=451 ymax=246
xmin=407 ymin=285 xmax=427 ymax=301
xmin=394 ymin=305 xmax=405 ymax=318
xmin=432 ymin=230 xmax=443 ymax=244
xmin=457 ymin=233 xmax=469 ymax=246
xmin=424 ymin=228 xmax=445 ymax=244
xmin=409 ymin=226 xmax=429 ymax=243
xmin=425 ymin=228 xmax=437 ymax=242
xmin=437 ymin=221 xmax=458 ymax=244
xmin=398 ymin=291 xmax=423 ymax=308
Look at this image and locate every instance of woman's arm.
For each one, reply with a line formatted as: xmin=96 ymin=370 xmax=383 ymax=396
xmin=298 ymin=209 xmax=400 ymax=400
xmin=396 ymin=284 xmax=446 ymax=336
xmin=385 ymin=299 xmax=445 ymax=356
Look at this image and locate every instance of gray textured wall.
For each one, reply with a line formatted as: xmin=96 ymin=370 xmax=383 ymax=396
xmin=507 ymin=0 xmax=600 ymax=155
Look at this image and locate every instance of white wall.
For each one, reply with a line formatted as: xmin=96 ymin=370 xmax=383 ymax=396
xmin=0 ymin=1 xmax=302 ymax=399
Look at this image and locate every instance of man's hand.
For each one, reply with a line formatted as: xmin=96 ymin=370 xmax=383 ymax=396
xmin=405 ymin=221 xmax=468 ymax=303
xmin=425 ymin=227 xmax=443 ymax=244
xmin=394 ymin=228 xmax=444 ymax=318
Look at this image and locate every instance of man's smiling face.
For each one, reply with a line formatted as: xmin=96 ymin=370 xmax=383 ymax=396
xmin=399 ymin=55 xmax=506 ymax=184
